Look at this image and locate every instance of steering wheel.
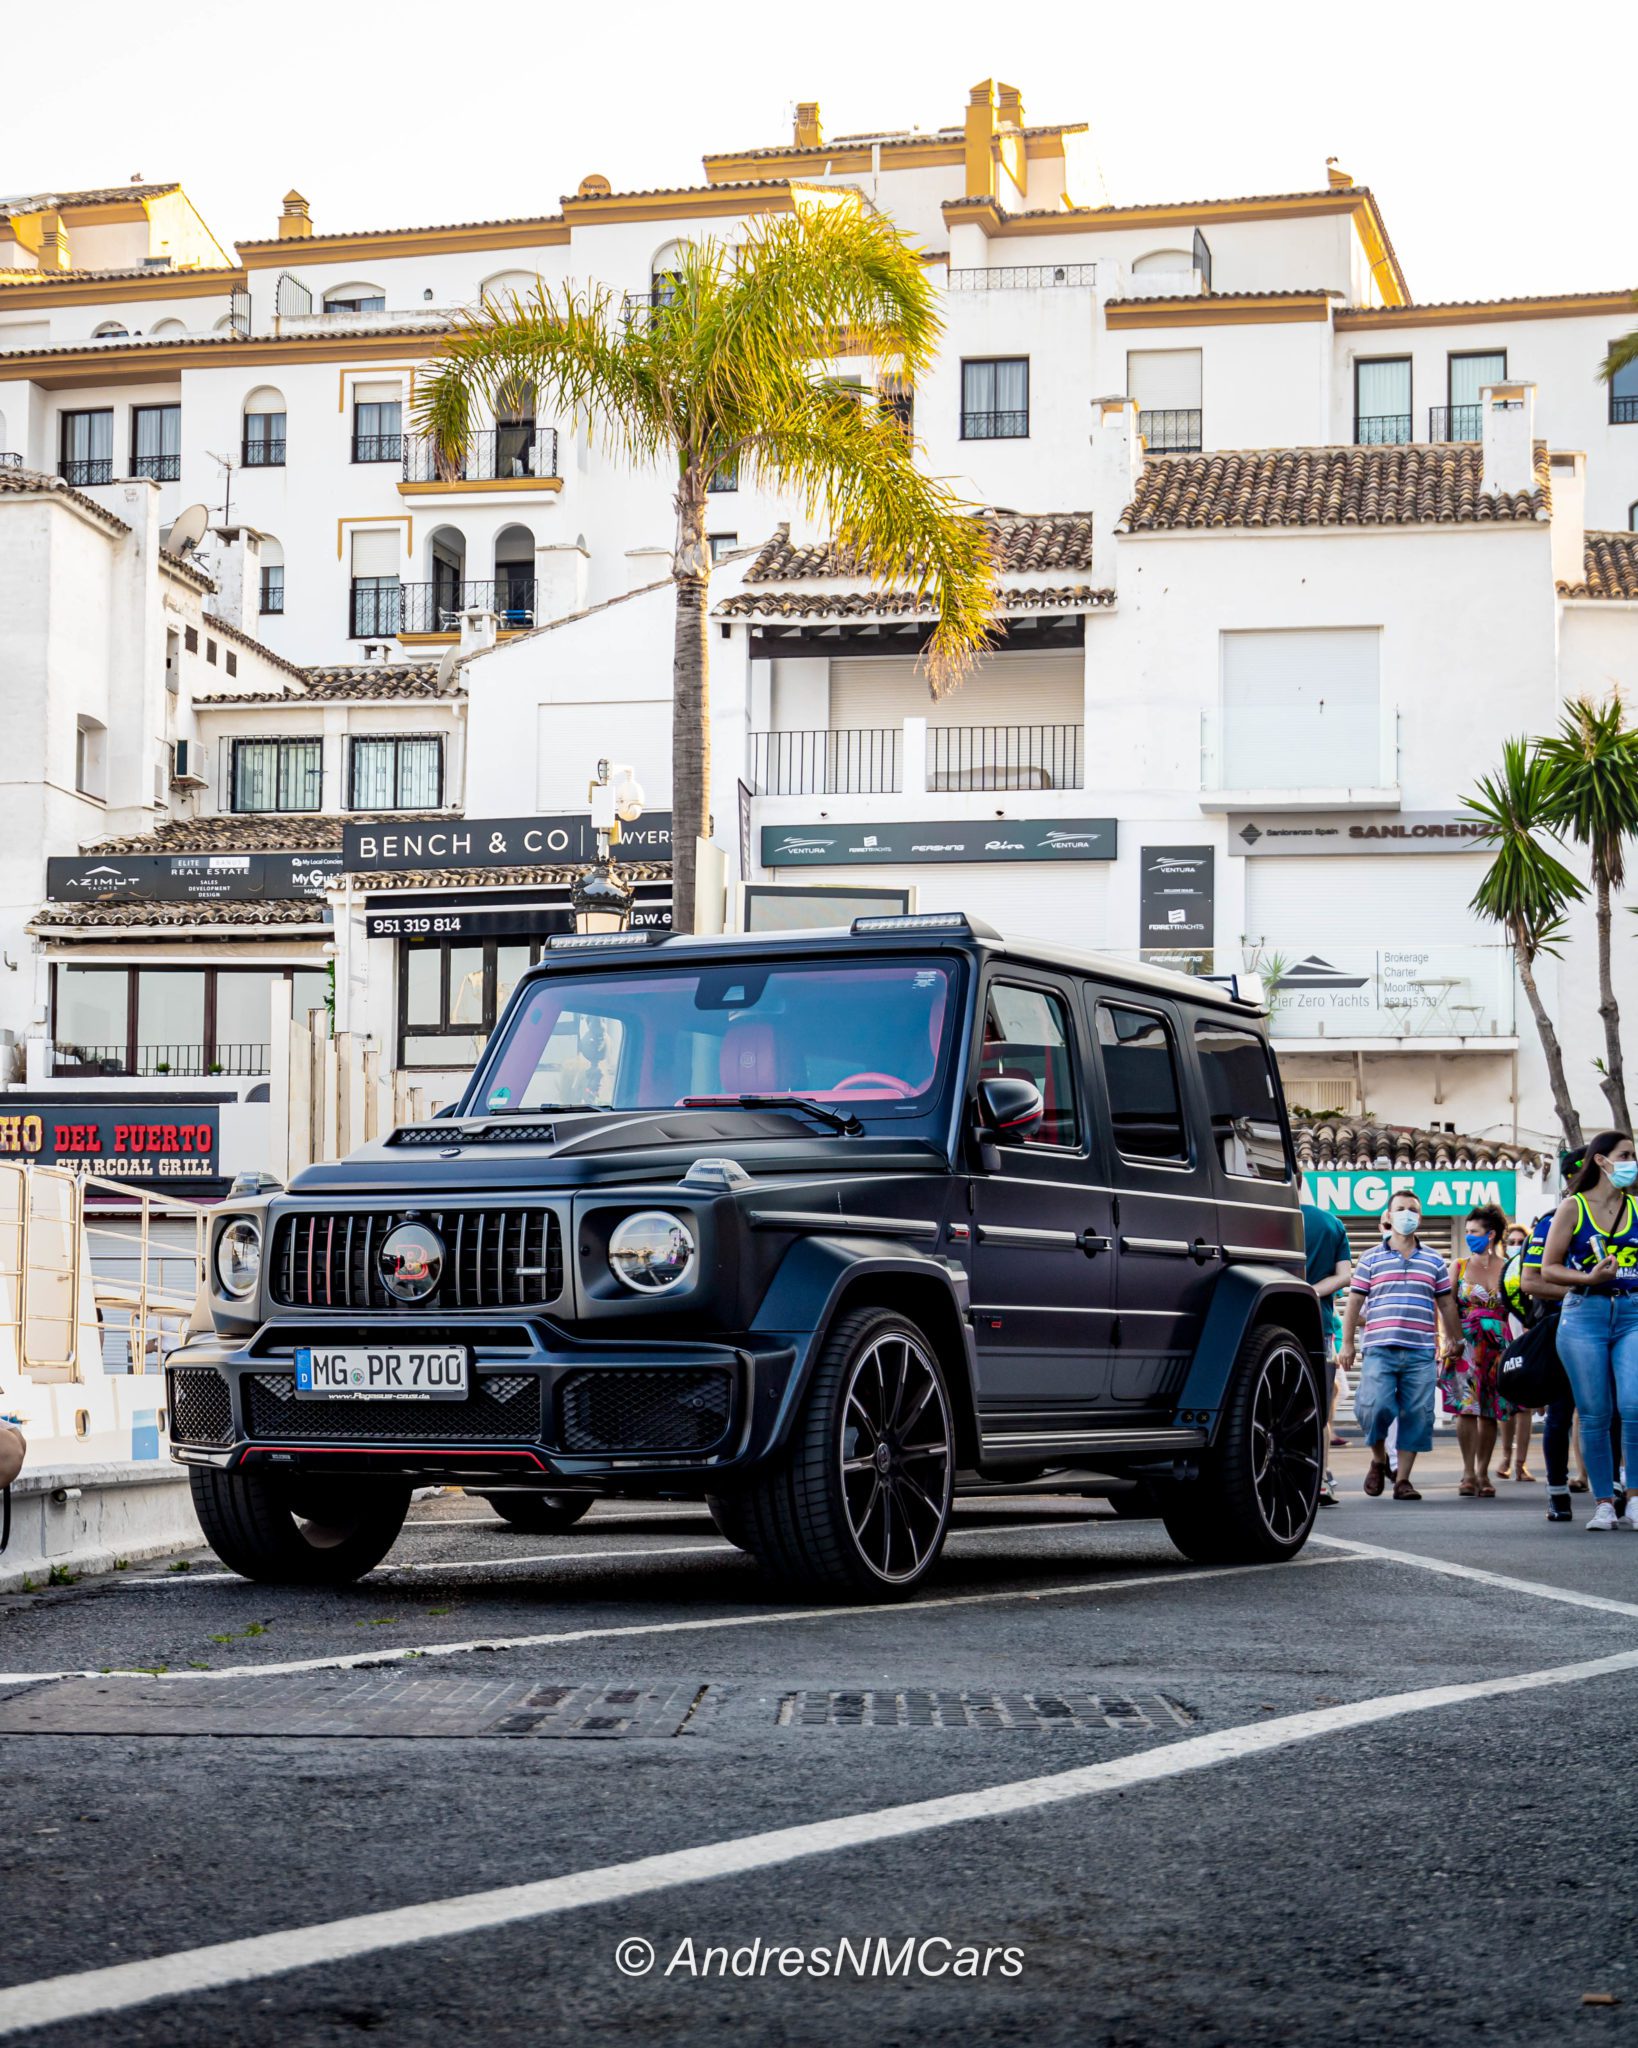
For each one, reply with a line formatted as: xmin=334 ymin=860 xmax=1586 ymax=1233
xmin=831 ymin=1071 xmax=916 ymax=1099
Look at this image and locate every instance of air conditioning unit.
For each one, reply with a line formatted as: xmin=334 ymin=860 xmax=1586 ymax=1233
xmin=171 ymin=739 xmax=208 ymax=788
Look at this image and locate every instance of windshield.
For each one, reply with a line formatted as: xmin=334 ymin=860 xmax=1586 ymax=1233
xmin=476 ymin=958 xmax=957 ymax=1116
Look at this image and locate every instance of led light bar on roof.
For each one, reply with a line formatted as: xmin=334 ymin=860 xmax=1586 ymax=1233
xmin=546 ymin=930 xmax=665 ymax=951
xmin=852 ymin=912 xmax=971 ymax=934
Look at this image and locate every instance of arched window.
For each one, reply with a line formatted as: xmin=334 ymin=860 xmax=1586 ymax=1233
xmin=214 ymin=314 xmax=237 ymax=333
xmin=425 ymin=525 xmax=467 ymax=631
xmin=493 ymin=382 xmax=537 ymax=478
xmin=75 ymin=714 xmax=107 ymax=799
xmin=259 ymin=536 xmax=284 ymax=615
xmin=1131 ymin=249 xmax=1195 ymax=277
xmin=92 ymin=320 xmax=128 ymax=338
xmin=322 ymin=282 xmax=386 ymax=314
xmin=649 ymin=239 xmax=688 ymax=306
xmin=148 ymin=318 xmax=185 ymax=338
xmin=494 ymin=523 xmax=535 ymax=625
xmin=479 ymin=269 xmax=540 ymax=306
xmin=242 ymin=386 xmax=286 ymax=467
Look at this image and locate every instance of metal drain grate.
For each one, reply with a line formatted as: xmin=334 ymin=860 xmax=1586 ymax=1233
xmin=0 ymin=1674 xmax=704 ymax=1740
xmin=776 ymin=1689 xmax=1197 ymax=1731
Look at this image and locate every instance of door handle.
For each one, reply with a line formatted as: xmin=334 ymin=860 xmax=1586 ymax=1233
xmin=1080 ymin=1232 xmax=1112 ymax=1257
xmin=1189 ymin=1237 xmax=1223 ymax=1265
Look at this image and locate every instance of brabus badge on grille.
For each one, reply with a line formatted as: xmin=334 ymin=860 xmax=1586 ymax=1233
xmin=378 ymin=1220 xmax=444 ymax=1303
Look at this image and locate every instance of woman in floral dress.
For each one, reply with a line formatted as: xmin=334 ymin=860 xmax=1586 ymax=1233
xmin=1439 ymin=1203 xmax=1512 ymax=1496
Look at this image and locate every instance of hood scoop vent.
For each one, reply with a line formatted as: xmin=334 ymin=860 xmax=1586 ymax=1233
xmin=389 ymin=1121 xmax=557 ymax=1147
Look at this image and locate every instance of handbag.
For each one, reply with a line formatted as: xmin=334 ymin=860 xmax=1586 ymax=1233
xmin=1497 ymin=1308 xmax=1568 ymax=1409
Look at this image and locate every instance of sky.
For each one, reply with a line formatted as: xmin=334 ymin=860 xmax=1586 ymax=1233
xmin=2 ymin=0 xmax=1631 ymax=307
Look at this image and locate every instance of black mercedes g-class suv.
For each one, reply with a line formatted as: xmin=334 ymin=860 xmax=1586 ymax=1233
xmin=168 ymin=914 xmax=1323 ymax=1599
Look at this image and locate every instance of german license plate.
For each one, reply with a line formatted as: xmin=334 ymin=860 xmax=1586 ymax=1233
xmin=293 ymin=1346 xmax=469 ymax=1401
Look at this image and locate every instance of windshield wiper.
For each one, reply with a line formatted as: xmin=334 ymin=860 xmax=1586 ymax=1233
xmin=680 ymin=1093 xmax=864 ymax=1137
xmin=472 ymin=1103 xmax=617 ymax=1116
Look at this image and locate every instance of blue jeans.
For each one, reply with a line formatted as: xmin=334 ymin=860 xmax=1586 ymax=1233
xmin=1355 ymin=1345 xmax=1437 ymax=1456
xmin=1555 ymin=1293 xmax=1638 ymax=1500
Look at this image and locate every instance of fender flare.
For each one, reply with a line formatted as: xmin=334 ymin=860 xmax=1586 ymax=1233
xmin=748 ymin=1234 xmax=979 ymax=1457
xmin=1174 ymin=1263 xmax=1325 ymax=1437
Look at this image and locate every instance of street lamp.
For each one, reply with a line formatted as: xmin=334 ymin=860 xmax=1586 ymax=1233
xmin=572 ymin=759 xmax=644 ymax=935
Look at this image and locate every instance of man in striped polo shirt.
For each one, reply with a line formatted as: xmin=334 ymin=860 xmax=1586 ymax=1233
xmin=1340 ymin=1187 xmax=1464 ymax=1500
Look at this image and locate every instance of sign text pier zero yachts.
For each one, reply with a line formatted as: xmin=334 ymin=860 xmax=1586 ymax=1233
xmin=166 ymin=915 xmax=1325 ymax=1601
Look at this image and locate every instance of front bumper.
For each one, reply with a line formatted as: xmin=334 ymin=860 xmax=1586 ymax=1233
xmin=165 ymin=1319 xmax=799 ymax=1491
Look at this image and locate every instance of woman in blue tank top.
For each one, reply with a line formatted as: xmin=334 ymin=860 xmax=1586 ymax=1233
xmin=1542 ymin=1130 xmax=1638 ymax=1530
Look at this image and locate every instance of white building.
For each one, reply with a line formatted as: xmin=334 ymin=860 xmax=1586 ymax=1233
xmin=1 ymin=82 xmax=1636 ymax=1187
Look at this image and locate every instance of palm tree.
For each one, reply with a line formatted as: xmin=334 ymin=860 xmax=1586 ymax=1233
xmin=416 ymin=205 xmax=999 ymax=931
xmin=1464 ymin=737 xmax=1588 ymax=1147
xmin=1598 ymin=308 xmax=1638 ymax=408
xmin=1537 ymin=694 xmax=1638 ymax=1133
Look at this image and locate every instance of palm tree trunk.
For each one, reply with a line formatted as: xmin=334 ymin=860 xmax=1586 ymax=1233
xmin=669 ymin=471 xmax=712 ymax=935
xmin=1514 ymin=925 xmax=1583 ymax=1147
xmin=1594 ymin=865 xmax=1631 ymax=1132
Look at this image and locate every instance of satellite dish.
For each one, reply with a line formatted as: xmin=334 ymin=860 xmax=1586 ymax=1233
xmin=167 ymin=503 xmax=210 ymax=554
xmin=435 ymin=648 xmax=462 ymax=696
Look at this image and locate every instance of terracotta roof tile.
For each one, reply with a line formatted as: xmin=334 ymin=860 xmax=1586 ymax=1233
xmin=704 ymin=123 xmax=1083 ymax=164
xmin=0 ymin=183 xmax=179 ymax=218
xmin=0 ymin=461 xmax=130 ymax=532
xmin=193 ymin=661 xmax=447 ymax=704
xmin=746 ymin=511 xmax=1095 ymax=582
xmin=716 ymin=584 xmax=1112 ymax=620
xmin=0 ymin=324 xmax=453 ymax=362
xmin=160 ymin=548 xmax=215 ymax=593
xmin=1558 ymin=531 xmax=1638 ymax=601
xmin=81 ymin=813 xmax=450 ymax=857
xmin=1104 ymin=287 xmax=1339 ymax=308
xmin=353 ymin=861 xmax=671 ymax=891
xmin=32 ymin=897 xmax=326 ymax=931
xmin=1119 ymin=443 xmax=1551 ymax=532
xmin=0 ymin=263 xmax=241 ymax=289
xmin=1290 ymin=1117 xmax=1544 ymax=1173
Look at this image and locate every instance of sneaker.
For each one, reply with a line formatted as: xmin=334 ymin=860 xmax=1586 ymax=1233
xmin=1587 ymin=1501 xmax=1619 ymax=1533
xmin=1317 ymin=1478 xmax=1339 ymax=1508
xmin=1547 ymin=1492 xmax=1573 ymax=1524
xmin=1623 ymin=1499 xmax=1638 ymax=1532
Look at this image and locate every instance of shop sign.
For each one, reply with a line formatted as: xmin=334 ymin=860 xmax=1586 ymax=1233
xmin=761 ymin=818 xmax=1117 ymax=867
xmin=1140 ymin=845 xmax=1214 ymax=950
xmin=44 ymin=853 xmax=342 ymax=902
xmin=1302 ymin=1167 xmax=1519 ymax=1219
xmin=1265 ymin=945 xmax=1511 ymax=1041
xmin=343 ymin=814 xmax=673 ymax=872
xmin=0 ymin=1105 xmax=220 ymax=1182
xmin=365 ymin=902 xmax=673 ymax=941
xmin=1232 ymin=812 xmax=1489 ymax=857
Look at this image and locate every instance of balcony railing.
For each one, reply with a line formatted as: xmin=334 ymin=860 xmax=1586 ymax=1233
xmin=1138 ymin=408 xmax=1202 ymax=453
xmin=0 ymin=451 xmax=23 ymax=469
xmin=1201 ymin=702 xmax=1400 ymax=796
xmin=260 ymin=584 xmax=284 ymax=615
xmin=400 ymin=427 xmax=558 ymax=483
xmin=1428 ymin=404 xmax=1482 ymax=442
xmin=397 ymin=579 xmax=539 ymax=635
xmin=352 ymin=432 xmax=403 ymax=464
xmin=750 ymin=729 xmax=902 ymax=797
xmin=278 ymin=306 xmax=458 ymax=336
xmin=131 ymin=453 xmax=180 ymax=481
xmin=961 ymin=409 xmax=1029 ymax=441
xmin=51 ymin=1042 xmax=271 ymax=1078
xmin=1613 ymin=396 xmax=1638 ymax=425
xmin=242 ymin=437 xmax=287 ymax=467
xmin=1355 ymin=414 xmax=1412 ymax=447
xmin=59 ymin=458 xmax=113 ymax=487
xmin=1256 ymin=945 xmax=1516 ymax=1043
xmin=946 ymin=264 xmax=1099 ymax=291
xmin=350 ymin=584 xmax=401 ymax=638
xmin=927 ymin=724 xmax=1084 ymax=792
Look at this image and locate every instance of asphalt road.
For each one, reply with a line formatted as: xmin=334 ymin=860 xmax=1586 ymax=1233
xmin=2 ymin=1441 xmax=1636 ymax=2047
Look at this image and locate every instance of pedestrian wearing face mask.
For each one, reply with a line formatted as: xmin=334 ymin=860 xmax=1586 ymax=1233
xmin=1340 ymin=1189 xmax=1464 ymax=1500
xmin=1496 ymin=1221 xmax=1537 ymax=1480
xmin=1540 ymin=1131 xmax=1638 ymax=1532
xmin=1440 ymin=1204 xmax=1511 ymax=1496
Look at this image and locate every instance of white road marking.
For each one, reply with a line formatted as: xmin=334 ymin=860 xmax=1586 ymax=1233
xmin=3 ymin=1635 xmax=1635 ymax=2037
xmin=1308 ymin=1531 xmax=1638 ymax=1621
xmin=0 ymin=1552 xmax=1364 ymax=1688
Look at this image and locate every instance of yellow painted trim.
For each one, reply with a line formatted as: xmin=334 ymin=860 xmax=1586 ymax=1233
xmin=1337 ymin=291 xmax=1638 ymax=330
xmin=560 ymin=183 xmax=801 ymax=226
xmin=337 ymin=363 xmax=415 ymax=412
xmin=2 ymin=329 xmax=445 ymax=388
xmin=1105 ymin=293 xmax=1334 ymax=329
xmin=0 ymin=267 xmax=245 ymax=307
xmin=54 ymin=199 xmax=151 ymax=227
xmin=701 ymin=128 xmax=1083 ymax=184
xmin=336 ymin=514 xmax=412 ymax=561
xmin=398 ymin=627 xmax=531 ymax=645
xmin=237 ymin=220 xmax=572 ymax=268
xmin=397 ymin=476 xmax=563 ymax=496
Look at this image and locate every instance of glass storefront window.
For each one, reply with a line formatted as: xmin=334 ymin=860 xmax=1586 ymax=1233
xmin=55 ymin=968 xmax=129 ymax=1070
xmin=136 ymin=972 xmax=207 ymax=1073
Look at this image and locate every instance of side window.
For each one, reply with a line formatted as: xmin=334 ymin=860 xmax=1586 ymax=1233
xmin=1096 ymin=1003 xmax=1188 ymax=1163
xmin=980 ymin=983 xmax=1079 ymax=1148
xmin=1194 ymin=1020 xmax=1290 ymax=1182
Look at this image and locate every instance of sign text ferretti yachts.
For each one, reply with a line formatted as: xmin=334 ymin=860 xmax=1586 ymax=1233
xmin=343 ymin=814 xmax=673 ymax=872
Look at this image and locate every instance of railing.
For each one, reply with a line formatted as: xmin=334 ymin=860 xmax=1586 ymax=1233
xmin=1120 ymin=267 xmax=1206 ymax=298
xmin=50 ymin=1042 xmax=271 ymax=1078
xmin=1256 ymin=944 xmax=1516 ymax=1042
xmin=59 ymin=458 xmax=113 ymax=487
xmin=279 ymin=306 xmax=457 ymax=335
xmin=260 ymin=584 xmax=285 ymax=614
xmin=1428 ymin=404 xmax=1482 ymax=442
xmin=750 ymin=729 xmax=902 ymax=797
xmin=1138 ymin=408 xmax=1202 ymax=453
xmin=1201 ymin=702 xmax=1400 ymax=794
xmin=1356 ymin=414 xmax=1412 ymax=447
xmin=961 ymin=409 xmax=1029 ymax=441
xmin=1 ymin=450 xmax=24 ymax=468
xmin=946 ymin=264 xmax=1098 ymax=291
xmin=352 ymin=432 xmax=403 ymax=463
xmin=131 ymin=453 xmax=180 ymax=481
xmin=400 ymin=426 xmax=558 ymax=483
xmin=397 ymin=579 xmax=538 ymax=634
xmin=242 ymin=437 xmax=286 ymax=467
xmin=1613 ymin=396 xmax=1638 ymax=425
xmin=927 ymin=724 xmax=1084 ymax=792
xmin=622 ymin=290 xmax=677 ymax=329
xmin=350 ymin=583 xmax=401 ymax=637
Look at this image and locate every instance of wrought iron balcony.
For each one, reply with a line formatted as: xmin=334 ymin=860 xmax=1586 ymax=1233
xmin=400 ymin=426 xmax=558 ymax=483
xmin=242 ymin=437 xmax=287 ymax=467
xmin=59 ymin=458 xmax=113 ymax=486
xmin=1 ymin=451 xmax=24 ymax=468
xmin=131 ymin=453 xmax=181 ymax=481
xmin=960 ymin=409 xmax=1029 ymax=441
xmin=1613 ymin=395 xmax=1638 ymax=425
xmin=349 ymin=583 xmax=402 ymax=638
xmin=750 ymin=729 xmax=902 ymax=797
xmin=352 ymin=432 xmax=403 ymax=464
xmin=1428 ymin=405 xmax=1482 ymax=442
xmin=927 ymin=724 xmax=1084 ymax=793
xmin=51 ymin=1041 xmax=271 ymax=1078
xmin=1138 ymin=408 xmax=1203 ymax=453
xmin=396 ymin=579 xmax=538 ymax=635
xmin=947 ymin=263 xmax=1099 ymax=291
xmin=1356 ymin=414 xmax=1412 ymax=447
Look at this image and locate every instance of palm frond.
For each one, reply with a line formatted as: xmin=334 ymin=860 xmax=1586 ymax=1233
xmin=1537 ymin=692 xmax=1638 ymax=890
xmin=1463 ymin=735 xmax=1586 ymax=947
xmin=1598 ymin=312 xmax=1638 ymax=385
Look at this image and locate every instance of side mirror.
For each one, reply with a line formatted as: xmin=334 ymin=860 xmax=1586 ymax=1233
xmin=977 ymin=1075 xmax=1044 ymax=1142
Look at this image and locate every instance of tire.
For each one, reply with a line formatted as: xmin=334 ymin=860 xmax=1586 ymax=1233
xmin=1108 ymin=1482 xmax=1161 ymax=1520
xmin=189 ymin=1467 xmax=411 ymax=1585
xmin=727 ymin=1307 xmax=956 ymax=1601
xmin=476 ymin=1492 xmax=595 ymax=1534
xmin=704 ymin=1492 xmax=756 ymax=1550
xmin=1160 ymin=1324 xmax=1322 ymax=1566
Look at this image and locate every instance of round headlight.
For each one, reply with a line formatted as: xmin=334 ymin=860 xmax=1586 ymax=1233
xmin=215 ymin=1217 xmax=262 ymax=1300
xmin=608 ymin=1210 xmax=697 ymax=1294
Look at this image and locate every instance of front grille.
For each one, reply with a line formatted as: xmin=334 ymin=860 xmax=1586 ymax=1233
xmin=168 ymin=1366 xmax=233 ymax=1446
xmin=244 ymin=1371 xmax=543 ymax=1442
xmin=390 ymin=1123 xmax=558 ymax=1146
xmin=270 ymin=1208 xmax=562 ymax=1311
xmin=558 ymin=1369 xmax=732 ymax=1454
